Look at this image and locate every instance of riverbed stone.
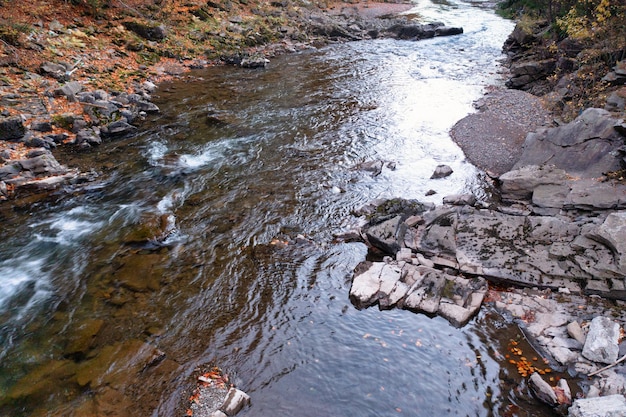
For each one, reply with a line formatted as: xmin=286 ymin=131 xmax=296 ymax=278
xmin=529 ymin=372 xmax=558 ymax=406
xmin=64 ymin=318 xmax=105 ymax=356
xmin=220 ymin=388 xmax=250 ymax=416
xmin=430 ymin=164 xmax=453 ymax=179
xmin=568 ymin=394 xmax=626 ymax=417
xmin=582 ymin=316 xmax=620 ymax=364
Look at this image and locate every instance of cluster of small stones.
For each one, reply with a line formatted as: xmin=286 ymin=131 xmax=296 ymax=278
xmin=0 ymin=72 xmax=160 ymax=200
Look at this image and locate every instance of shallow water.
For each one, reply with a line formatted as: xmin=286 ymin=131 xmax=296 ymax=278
xmin=0 ymin=1 xmax=557 ymax=415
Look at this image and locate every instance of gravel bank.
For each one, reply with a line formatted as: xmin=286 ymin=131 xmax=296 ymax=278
xmin=450 ymin=87 xmax=553 ymax=177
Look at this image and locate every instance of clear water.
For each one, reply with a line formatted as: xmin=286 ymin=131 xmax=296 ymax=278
xmin=0 ymin=1 xmax=556 ymax=416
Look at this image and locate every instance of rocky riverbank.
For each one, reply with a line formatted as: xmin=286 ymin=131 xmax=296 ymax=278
xmin=0 ymin=0 xmax=465 ymax=203
xmin=347 ymin=35 xmax=626 ymax=414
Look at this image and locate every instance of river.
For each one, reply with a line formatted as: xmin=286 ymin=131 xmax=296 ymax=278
xmin=0 ymin=1 xmax=557 ymax=416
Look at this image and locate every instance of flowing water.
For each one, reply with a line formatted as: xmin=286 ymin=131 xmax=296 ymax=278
xmin=0 ymin=1 xmax=558 ymax=416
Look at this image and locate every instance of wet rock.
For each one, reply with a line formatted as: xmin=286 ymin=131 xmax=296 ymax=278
xmin=101 ymin=120 xmax=138 ymax=138
xmin=582 ymin=316 xmax=620 ymax=364
xmin=0 ymin=116 xmax=26 ymax=141
xmin=64 ymin=318 xmax=104 ymax=356
xmin=18 ymin=152 xmax=67 ymax=176
xmin=7 ymin=360 xmax=77 ymax=401
xmin=359 ymin=160 xmax=384 ymax=177
xmin=76 ymin=128 xmax=102 ymax=146
xmin=114 ymin=253 xmax=163 ymax=292
xmin=240 ymin=55 xmax=270 ymax=68
xmin=220 ymin=388 xmax=250 ymax=416
xmin=529 ymin=372 xmax=558 ymax=406
xmin=430 ymin=164 xmax=453 ymax=179
xmin=75 ymin=339 xmax=163 ymax=388
xmin=133 ymin=99 xmax=160 ymax=113
xmin=568 ymin=394 xmax=626 ymax=417
xmin=206 ymin=106 xmax=235 ymax=127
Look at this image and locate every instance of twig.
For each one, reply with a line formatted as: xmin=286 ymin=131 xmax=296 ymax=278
xmin=588 ymin=353 xmax=626 ymax=377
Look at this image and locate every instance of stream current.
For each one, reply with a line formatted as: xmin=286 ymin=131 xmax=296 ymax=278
xmin=0 ymin=1 xmax=557 ymax=416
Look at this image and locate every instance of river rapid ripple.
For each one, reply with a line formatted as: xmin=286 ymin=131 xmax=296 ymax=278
xmin=0 ymin=1 xmax=556 ymax=416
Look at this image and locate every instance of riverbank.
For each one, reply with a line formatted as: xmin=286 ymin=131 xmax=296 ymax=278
xmin=0 ymin=0 xmax=466 ymax=203
xmin=347 ymin=12 xmax=626 ymax=414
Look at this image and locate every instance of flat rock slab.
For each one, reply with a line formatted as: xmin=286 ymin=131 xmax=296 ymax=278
xmin=350 ymin=260 xmax=487 ymax=327
xmin=363 ymin=203 xmax=626 ymax=298
xmin=513 ymin=108 xmax=625 ymax=178
xmin=568 ymin=394 xmax=626 ymax=417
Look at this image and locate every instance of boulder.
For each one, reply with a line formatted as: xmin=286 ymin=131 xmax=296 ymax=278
xmin=0 ymin=116 xmax=26 ymax=141
xmin=582 ymin=316 xmax=620 ymax=364
xmin=512 ymin=108 xmax=625 ymax=178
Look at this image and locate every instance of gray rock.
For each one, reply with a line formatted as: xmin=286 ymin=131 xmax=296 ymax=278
xmin=364 ymin=215 xmax=403 ymax=254
xmin=442 ymin=194 xmax=476 ymax=206
xmin=220 ymin=388 xmax=250 ymax=416
xmin=359 ymin=160 xmax=384 ymax=177
xmin=499 ymin=165 xmax=569 ymax=201
xmin=133 ymin=100 xmax=160 ymax=113
xmin=568 ymin=321 xmax=587 ymax=345
xmin=30 ymin=120 xmax=53 ymax=132
xmin=0 ymin=116 xmax=26 ymax=141
xmin=430 ymin=164 xmax=453 ymax=179
xmin=0 ymin=163 xmax=22 ymax=180
xmin=582 ymin=316 xmax=620 ymax=364
xmin=350 ymin=261 xmax=384 ymax=309
xmin=55 ymin=81 xmax=83 ymax=100
xmin=18 ymin=153 xmax=67 ymax=176
xmin=586 ymin=212 xmax=626 ymax=273
xmin=568 ymin=394 xmax=626 ymax=417
xmin=565 ymin=180 xmax=626 ymax=211
xmin=101 ymin=120 xmax=138 ymax=138
xmin=513 ymin=108 xmax=624 ymax=178
xmin=529 ymin=372 xmax=558 ymax=406
xmin=40 ymin=61 xmax=69 ymax=81
xmin=605 ymin=90 xmax=626 ymax=112
xmin=76 ymin=128 xmax=102 ymax=146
